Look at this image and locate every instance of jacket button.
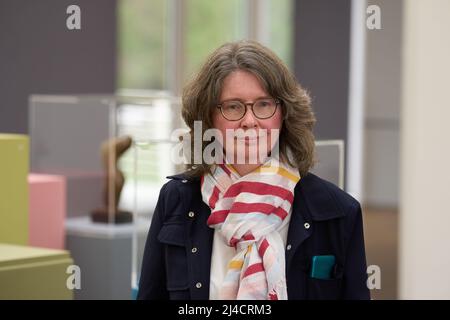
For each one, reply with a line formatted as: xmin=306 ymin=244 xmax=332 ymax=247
xmin=188 ymin=211 xmax=195 ymax=218
xmin=304 ymin=222 xmax=310 ymax=229
xmin=191 ymin=247 xmax=198 ymax=253
xmin=286 ymin=244 xmax=292 ymax=251
xmin=195 ymin=282 xmax=202 ymax=289
xmin=182 ymin=179 xmax=188 ymax=183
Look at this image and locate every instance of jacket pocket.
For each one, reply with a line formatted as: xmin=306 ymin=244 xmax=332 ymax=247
xmin=157 ymin=222 xmax=190 ymax=299
xmin=158 ymin=221 xmax=187 ymax=246
xmin=306 ymin=277 xmax=343 ymax=300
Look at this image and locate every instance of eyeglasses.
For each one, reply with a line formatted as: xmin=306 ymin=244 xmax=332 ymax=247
xmin=217 ymin=98 xmax=280 ymax=121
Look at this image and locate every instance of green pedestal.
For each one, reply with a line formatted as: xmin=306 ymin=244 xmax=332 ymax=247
xmin=0 ymin=134 xmax=29 ymax=245
xmin=0 ymin=243 xmax=74 ymax=299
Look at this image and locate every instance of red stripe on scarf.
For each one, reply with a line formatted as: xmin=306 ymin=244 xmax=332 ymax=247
xmin=209 ymin=186 xmax=220 ymax=209
xmin=230 ymin=202 xmax=288 ymax=220
xmin=243 ymin=233 xmax=255 ymax=241
xmin=258 ymin=238 xmax=270 ymax=257
xmin=229 ymin=233 xmax=255 ymax=247
xmin=229 ymin=237 xmax=238 ymax=247
xmin=223 ymin=181 xmax=294 ymax=204
xmin=207 ymin=209 xmax=229 ymax=225
xmin=207 ymin=202 xmax=288 ymax=226
xmin=243 ymin=262 xmax=265 ymax=278
xmin=269 ymin=292 xmax=278 ymax=300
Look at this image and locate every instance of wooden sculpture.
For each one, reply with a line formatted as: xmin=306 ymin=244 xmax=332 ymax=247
xmin=91 ymin=135 xmax=133 ymax=224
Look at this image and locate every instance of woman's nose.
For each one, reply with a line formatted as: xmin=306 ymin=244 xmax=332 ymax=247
xmin=240 ymin=105 xmax=258 ymax=129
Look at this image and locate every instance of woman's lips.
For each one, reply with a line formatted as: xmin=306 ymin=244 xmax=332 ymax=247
xmin=235 ymin=136 xmax=260 ymax=144
xmin=233 ymin=130 xmax=268 ymax=144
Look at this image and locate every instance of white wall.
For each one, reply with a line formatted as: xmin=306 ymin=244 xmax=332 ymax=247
xmin=363 ymin=0 xmax=403 ymax=208
xmin=399 ymin=0 xmax=450 ymax=299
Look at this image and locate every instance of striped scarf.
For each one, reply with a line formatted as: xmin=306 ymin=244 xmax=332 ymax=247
xmin=201 ymin=156 xmax=300 ymax=300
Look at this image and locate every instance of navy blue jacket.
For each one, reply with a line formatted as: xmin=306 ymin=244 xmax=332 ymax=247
xmin=137 ymin=172 xmax=370 ymax=300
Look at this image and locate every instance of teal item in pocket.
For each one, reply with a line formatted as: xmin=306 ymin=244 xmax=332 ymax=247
xmin=310 ymin=255 xmax=336 ymax=280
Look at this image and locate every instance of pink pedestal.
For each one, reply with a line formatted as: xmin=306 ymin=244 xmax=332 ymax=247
xmin=28 ymin=174 xmax=66 ymax=249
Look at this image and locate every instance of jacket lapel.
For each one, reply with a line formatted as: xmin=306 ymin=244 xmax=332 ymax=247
xmin=185 ymin=178 xmax=214 ymax=300
xmin=286 ymin=173 xmax=347 ymax=274
xmin=285 ymin=178 xmax=313 ymax=273
xmin=191 ymin=199 xmax=214 ymax=299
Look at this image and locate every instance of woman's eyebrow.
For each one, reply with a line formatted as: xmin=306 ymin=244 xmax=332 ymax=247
xmin=221 ymin=95 xmax=272 ymax=101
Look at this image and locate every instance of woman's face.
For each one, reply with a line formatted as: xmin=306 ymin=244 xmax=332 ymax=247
xmin=213 ymin=70 xmax=283 ymax=164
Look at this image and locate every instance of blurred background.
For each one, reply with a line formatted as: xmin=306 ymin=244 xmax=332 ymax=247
xmin=0 ymin=0 xmax=449 ymax=300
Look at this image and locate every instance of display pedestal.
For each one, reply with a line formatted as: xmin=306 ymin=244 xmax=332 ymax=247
xmin=65 ymin=216 xmax=149 ymax=300
xmin=28 ymin=174 xmax=66 ymax=249
xmin=0 ymin=243 xmax=74 ymax=299
xmin=0 ymin=134 xmax=29 ymax=245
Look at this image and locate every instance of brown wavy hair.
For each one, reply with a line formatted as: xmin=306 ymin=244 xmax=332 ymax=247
xmin=181 ymin=40 xmax=316 ymax=177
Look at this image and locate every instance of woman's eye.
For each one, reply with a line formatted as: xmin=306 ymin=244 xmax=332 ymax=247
xmin=226 ymin=103 xmax=240 ymax=110
xmin=257 ymin=101 xmax=270 ymax=108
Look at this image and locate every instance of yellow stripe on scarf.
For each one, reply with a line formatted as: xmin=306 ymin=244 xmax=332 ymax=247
xmin=228 ymin=244 xmax=253 ymax=269
xmin=255 ymin=166 xmax=300 ymax=184
xmin=227 ymin=165 xmax=239 ymax=175
xmin=229 ymin=260 xmax=244 ymax=269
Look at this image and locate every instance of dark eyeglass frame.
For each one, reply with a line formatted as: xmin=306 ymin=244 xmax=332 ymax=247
xmin=216 ymin=98 xmax=281 ymax=121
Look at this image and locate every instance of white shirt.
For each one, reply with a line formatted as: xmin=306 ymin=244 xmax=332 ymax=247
xmin=209 ymin=214 xmax=291 ymax=300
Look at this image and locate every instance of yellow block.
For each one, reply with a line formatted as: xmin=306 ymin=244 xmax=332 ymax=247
xmin=0 ymin=134 xmax=29 ymax=245
xmin=0 ymin=243 xmax=74 ymax=299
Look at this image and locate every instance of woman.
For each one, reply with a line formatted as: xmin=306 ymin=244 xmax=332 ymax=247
xmin=137 ymin=40 xmax=370 ymax=300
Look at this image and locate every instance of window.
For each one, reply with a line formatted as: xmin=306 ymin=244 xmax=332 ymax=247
xmin=118 ymin=0 xmax=294 ymax=91
xmin=118 ymin=0 xmax=168 ymax=90
xmin=185 ymin=0 xmax=245 ymax=80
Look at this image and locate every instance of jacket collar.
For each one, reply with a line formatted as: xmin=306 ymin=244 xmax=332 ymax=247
xmin=167 ymin=172 xmax=200 ymax=182
xmin=296 ymin=172 xmax=346 ymax=221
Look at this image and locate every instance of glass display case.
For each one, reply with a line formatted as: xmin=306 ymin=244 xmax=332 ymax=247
xmin=312 ymin=140 xmax=345 ymax=189
xmin=29 ymin=93 xmax=182 ymax=299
